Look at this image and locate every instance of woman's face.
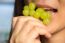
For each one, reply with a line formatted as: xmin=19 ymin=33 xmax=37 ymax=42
xmin=28 ymin=0 xmax=65 ymax=31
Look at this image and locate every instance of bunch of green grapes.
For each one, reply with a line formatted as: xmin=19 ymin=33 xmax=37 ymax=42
xmin=23 ymin=2 xmax=52 ymax=25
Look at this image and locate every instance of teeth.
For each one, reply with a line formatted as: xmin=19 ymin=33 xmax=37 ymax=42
xmin=44 ymin=8 xmax=51 ymax=10
xmin=44 ymin=8 xmax=57 ymax=12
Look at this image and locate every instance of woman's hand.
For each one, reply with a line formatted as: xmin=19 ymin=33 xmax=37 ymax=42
xmin=10 ymin=16 xmax=51 ymax=43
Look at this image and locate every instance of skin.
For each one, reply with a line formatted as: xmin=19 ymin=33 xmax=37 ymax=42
xmin=10 ymin=0 xmax=65 ymax=43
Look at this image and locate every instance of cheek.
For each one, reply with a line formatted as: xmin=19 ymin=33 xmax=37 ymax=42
xmin=52 ymin=9 xmax=65 ymax=27
xmin=58 ymin=3 xmax=65 ymax=17
xmin=59 ymin=0 xmax=65 ymax=5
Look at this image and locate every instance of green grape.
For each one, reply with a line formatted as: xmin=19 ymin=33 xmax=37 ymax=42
xmin=36 ymin=8 xmax=44 ymax=14
xmin=46 ymin=12 xmax=52 ymax=19
xmin=29 ymin=2 xmax=36 ymax=10
xmin=23 ymin=10 xmax=29 ymax=16
xmin=40 ymin=11 xmax=52 ymax=25
xmin=24 ymin=5 xmax=29 ymax=10
xmin=33 ymin=8 xmax=44 ymax=19
xmin=33 ymin=9 xmax=42 ymax=18
xmin=29 ymin=10 xmax=35 ymax=16
xmin=23 ymin=5 xmax=29 ymax=16
xmin=40 ymin=11 xmax=51 ymax=20
xmin=42 ymin=19 xmax=51 ymax=25
xmin=33 ymin=12 xmax=40 ymax=19
xmin=22 ymin=2 xmax=52 ymax=25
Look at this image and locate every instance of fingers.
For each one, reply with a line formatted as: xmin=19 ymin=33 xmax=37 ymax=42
xmin=11 ymin=16 xmax=42 ymax=43
xmin=12 ymin=17 xmax=34 ymax=36
xmin=35 ymin=26 xmax=51 ymax=38
xmin=10 ymin=16 xmax=52 ymax=43
xmin=34 ymin=39 xmax=41 ymax=43
xmin=13 ymin=17 xmax=18 ymax=28
xmin=28 ymin=26 xmax=51 ymax=40
xmin=12 ymin=16 xmax=43 ymax=37
xmin=19 ymin=19 xmax=44 ymax=36
xmin=14 ymin=23 xmax=51 ymax=43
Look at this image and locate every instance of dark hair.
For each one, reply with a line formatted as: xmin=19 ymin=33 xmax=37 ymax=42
xmin=14 ymin=0 xmax=25 ymax=17
xmin=8 ymin=0 xmax=25 ymax=42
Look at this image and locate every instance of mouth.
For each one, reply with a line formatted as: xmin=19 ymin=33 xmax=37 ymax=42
xmin=43 ymin=5 xmax=58 ymax=15
xmin=37 ymin=5 xmax=58 ymax=14
xmin=45 ymin=8 xmax=57 ymax=13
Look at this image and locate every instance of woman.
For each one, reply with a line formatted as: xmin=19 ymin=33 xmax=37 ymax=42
xmin=10 ymin=0 xmax=65 ymax=43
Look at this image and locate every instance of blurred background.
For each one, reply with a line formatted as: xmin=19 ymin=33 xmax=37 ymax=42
xmin=0 ymin=0 xmax=15 ymax=43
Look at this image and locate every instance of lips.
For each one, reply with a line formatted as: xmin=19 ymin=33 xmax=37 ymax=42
xmin=43 ymin=5 xmax=57 ymax=12
xmin=36 ymin=4 xmax=58 ymax=13
xmin=40 ymin=5 xmax=58 ymax=20
xmin=45 ymin=8 xmax=57 ymax=12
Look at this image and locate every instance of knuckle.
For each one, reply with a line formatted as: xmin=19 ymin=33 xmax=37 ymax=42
xmin=10 ymin=35 xmax=15 ymax=43
xmin=28 ymin=20 xmax=33 ymax=24
xmin=15 ymin=37 xmax=19 ymax=43
xmin=10 ymin=38 xmax=13 ymax=43
xmin=13 ymin=17 xmax=18 ymax=22
xmin=17 ymin=16 xmax=39 ymax=23
xmin=15 ymin=35 xmax=26 ymax=43
xmin=19 ymin=16 xmax=35 ymax=20
xmin=15 ymin=36 xmax=22 ymax=43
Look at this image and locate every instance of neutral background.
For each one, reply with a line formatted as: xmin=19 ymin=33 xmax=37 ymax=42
xmin=0 ymin=0 xmax=15 ymax=43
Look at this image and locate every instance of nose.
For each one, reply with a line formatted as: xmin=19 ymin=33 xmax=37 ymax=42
xmin=35 ymin=0 xmax=58 ymax=9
